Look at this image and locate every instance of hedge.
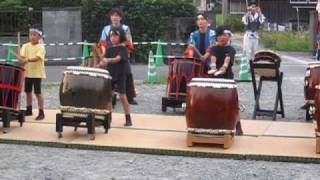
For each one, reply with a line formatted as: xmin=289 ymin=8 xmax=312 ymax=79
xmin=1 ymin=0 xmax=196 ymax=62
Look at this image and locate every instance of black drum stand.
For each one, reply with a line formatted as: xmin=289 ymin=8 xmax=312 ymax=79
xmin=161 ymin=96 xmax=186 ymax=112
xmin=250 ymin=57 xmax=285 ymax=120
xmin=56 ymin=111 xmax=111 ymax=140
xmin=0 ymin=108 xmax=25 ymax=133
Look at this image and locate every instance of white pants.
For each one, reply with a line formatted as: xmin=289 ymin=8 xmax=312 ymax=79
xmin=243 ymin=32 xmax=259 ymax=60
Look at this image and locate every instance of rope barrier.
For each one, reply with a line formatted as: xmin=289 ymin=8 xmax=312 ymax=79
xmin=0 ymin=41 xmax=188 ymax=47
xmin=0 ymin=57 xmax=83 ymax=62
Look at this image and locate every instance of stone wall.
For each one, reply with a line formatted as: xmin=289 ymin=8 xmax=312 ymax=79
xmin=42 ymin=7 xmax=82 ymax=59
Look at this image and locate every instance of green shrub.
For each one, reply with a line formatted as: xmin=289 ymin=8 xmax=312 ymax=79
xmin=93 ymin=0 xmax=196 ymax=63
xmin=224 ymin=15 xmax=244 ymax=32
xmin=1 ymin=0 xmax=196 ymax=63
xmin=216 ymin=14 xmax=244 ymax=32
xmin=0 ymin=0 xmax=23 ymax=8
xmin=260 ymin=31 xmax=312 ymax=52
xmin=215 ymin=14 xmax=223 ymax=27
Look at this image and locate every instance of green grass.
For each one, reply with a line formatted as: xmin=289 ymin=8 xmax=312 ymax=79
xmin=260 ymin=31 xmax=313 ymax=52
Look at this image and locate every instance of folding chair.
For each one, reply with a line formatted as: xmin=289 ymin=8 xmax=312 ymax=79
xmin=249 ymin=50 xmax=285 ymax=120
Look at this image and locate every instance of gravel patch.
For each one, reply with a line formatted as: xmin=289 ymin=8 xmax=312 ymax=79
xmin=0 ymin=144 xmax=319 ymax=180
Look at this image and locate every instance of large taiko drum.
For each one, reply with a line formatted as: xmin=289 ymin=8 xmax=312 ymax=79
xmin=167 ymin=57 xmax=204 ymax=98
xmin=0 ymin=63 xmax=24 ymax=110
xmin=304 ymin=62 xmax=320 ymax=102
xmin=59 ymin=66 xmax=112 ymax=115
xmin=186 ymin=78 xmax=240 ymax=132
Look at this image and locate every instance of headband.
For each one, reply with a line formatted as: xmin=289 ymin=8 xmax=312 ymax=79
xmin=29 ymin=28 xmax=43 ymax=36
xmin=224 ymin=30 xmax=233 ymax=37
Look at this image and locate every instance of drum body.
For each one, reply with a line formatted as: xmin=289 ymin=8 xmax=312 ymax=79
xmin=186 ymin=78 xmax=239 ymax=130
xmin=59 ymin=66 xmax=112 ymax=114
xmin=167 ymin=58 xmax=204 ymax=98
xmin=304 ymin=63 xmax=320 ymax=101
xmin=0 ymin=63 xmax=24 ymax=110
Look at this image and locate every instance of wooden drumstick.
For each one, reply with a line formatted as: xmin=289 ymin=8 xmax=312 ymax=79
xmin=17 ymin=31 xmax=21 ymax=52
xmin=14 ymin=31 xmax=26 ymax=64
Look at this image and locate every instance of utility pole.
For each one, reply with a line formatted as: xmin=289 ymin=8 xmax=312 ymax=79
xmin=222 ymin=0 xmax=229 ymax=24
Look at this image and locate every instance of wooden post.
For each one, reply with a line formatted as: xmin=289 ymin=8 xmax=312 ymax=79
xmin=187 ymin=133 xmax=194 ymax=147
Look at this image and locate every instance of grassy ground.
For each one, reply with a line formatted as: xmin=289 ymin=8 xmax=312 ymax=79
xmin=260 ymin=31 xmax=312 ymax=52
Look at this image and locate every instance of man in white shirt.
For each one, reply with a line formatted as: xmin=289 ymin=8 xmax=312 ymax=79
xmin=242 ymin=2 xmax=266 ymax=60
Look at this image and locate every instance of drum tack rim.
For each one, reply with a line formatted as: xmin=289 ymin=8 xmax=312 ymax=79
xmin=191 ymin=78 xmax=236 ymax=83
xmin=188 ymin=128 xmax=235 ymax=135
xmin=63 ymin=71 xmax=112 ymax=80
xmin=66 ymin=66 xmax=110 ymax=74
xmin=60 ymin=106 xmax=111 ymax=116
xmin=188 ymin=82 xmax=237 ymax=89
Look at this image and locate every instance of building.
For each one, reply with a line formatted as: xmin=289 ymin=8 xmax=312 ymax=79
xmin=226 ymin=0 xmax=317 ymax=31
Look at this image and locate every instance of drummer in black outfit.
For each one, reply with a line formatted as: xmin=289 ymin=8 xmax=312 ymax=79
xmin=208 ymin=26 xmax=236 ymax=79
xmin=208 ymin=26 xmax=243 ymax=135
xmin=98 ymin=26 xmax=132 ymax=126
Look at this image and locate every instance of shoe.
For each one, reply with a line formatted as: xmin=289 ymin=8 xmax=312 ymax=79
xmin=124 ymin=114 xmax=132 ymax=126
xmin=128 ymin=99 xmax=138 ymax=105
xmin=25 ymin=106 xmax=33 ymax=116
xmin=235 ymin=121 xmax=243 ymax=136
xmin=35 ymin=114 xmax=45 ymax=120
xmin=112 ymin=94 xmax=117 ymax=106
xmin=35 ymin=109 xmax=45 ymax=120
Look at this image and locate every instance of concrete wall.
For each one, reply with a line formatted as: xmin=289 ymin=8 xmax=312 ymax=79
xmin=42 ymin=7 xmax=82 ymax=59
xmin=0 ymin=8 xmax=82 ymax=61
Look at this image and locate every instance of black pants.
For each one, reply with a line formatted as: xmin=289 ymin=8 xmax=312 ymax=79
xmin=24 ymin=78 xmax=42 ymax=94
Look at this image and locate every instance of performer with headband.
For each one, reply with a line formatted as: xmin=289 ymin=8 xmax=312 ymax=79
xmin=99 ymin=8 xmax=138 ymax=105
xmin=15 ymin=25 xmax=46 ymax=120
xmin=188 ymin=13 xmax=216 ymax=72
xmin=208 ymin=26 xmax=243 ymax=135
xmin=208 ymin=26 xmax=236 ymax=79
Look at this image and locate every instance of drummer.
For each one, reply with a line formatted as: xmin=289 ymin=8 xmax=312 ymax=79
xmin=209 ymin=26 xmax=243 ymax=135
xmin=15 ymin=25 xmax=46 ymax=120
xmin=208 ymin=26 xmax=236 ymax=79
xmin=99 ymin=8 xmax=138 ymax=105
xmin=188 ymin=13 xmax=216 ymax=72
xmin=98 ymin=26 xmax=132 ymax=126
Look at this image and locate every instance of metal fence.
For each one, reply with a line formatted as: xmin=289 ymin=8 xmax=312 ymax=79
xmin=0 ymin=9 xmax=42 ymax=36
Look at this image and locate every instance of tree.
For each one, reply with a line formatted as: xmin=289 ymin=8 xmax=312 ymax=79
xmin=0 ymin=0 xmax=23 ymax=8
